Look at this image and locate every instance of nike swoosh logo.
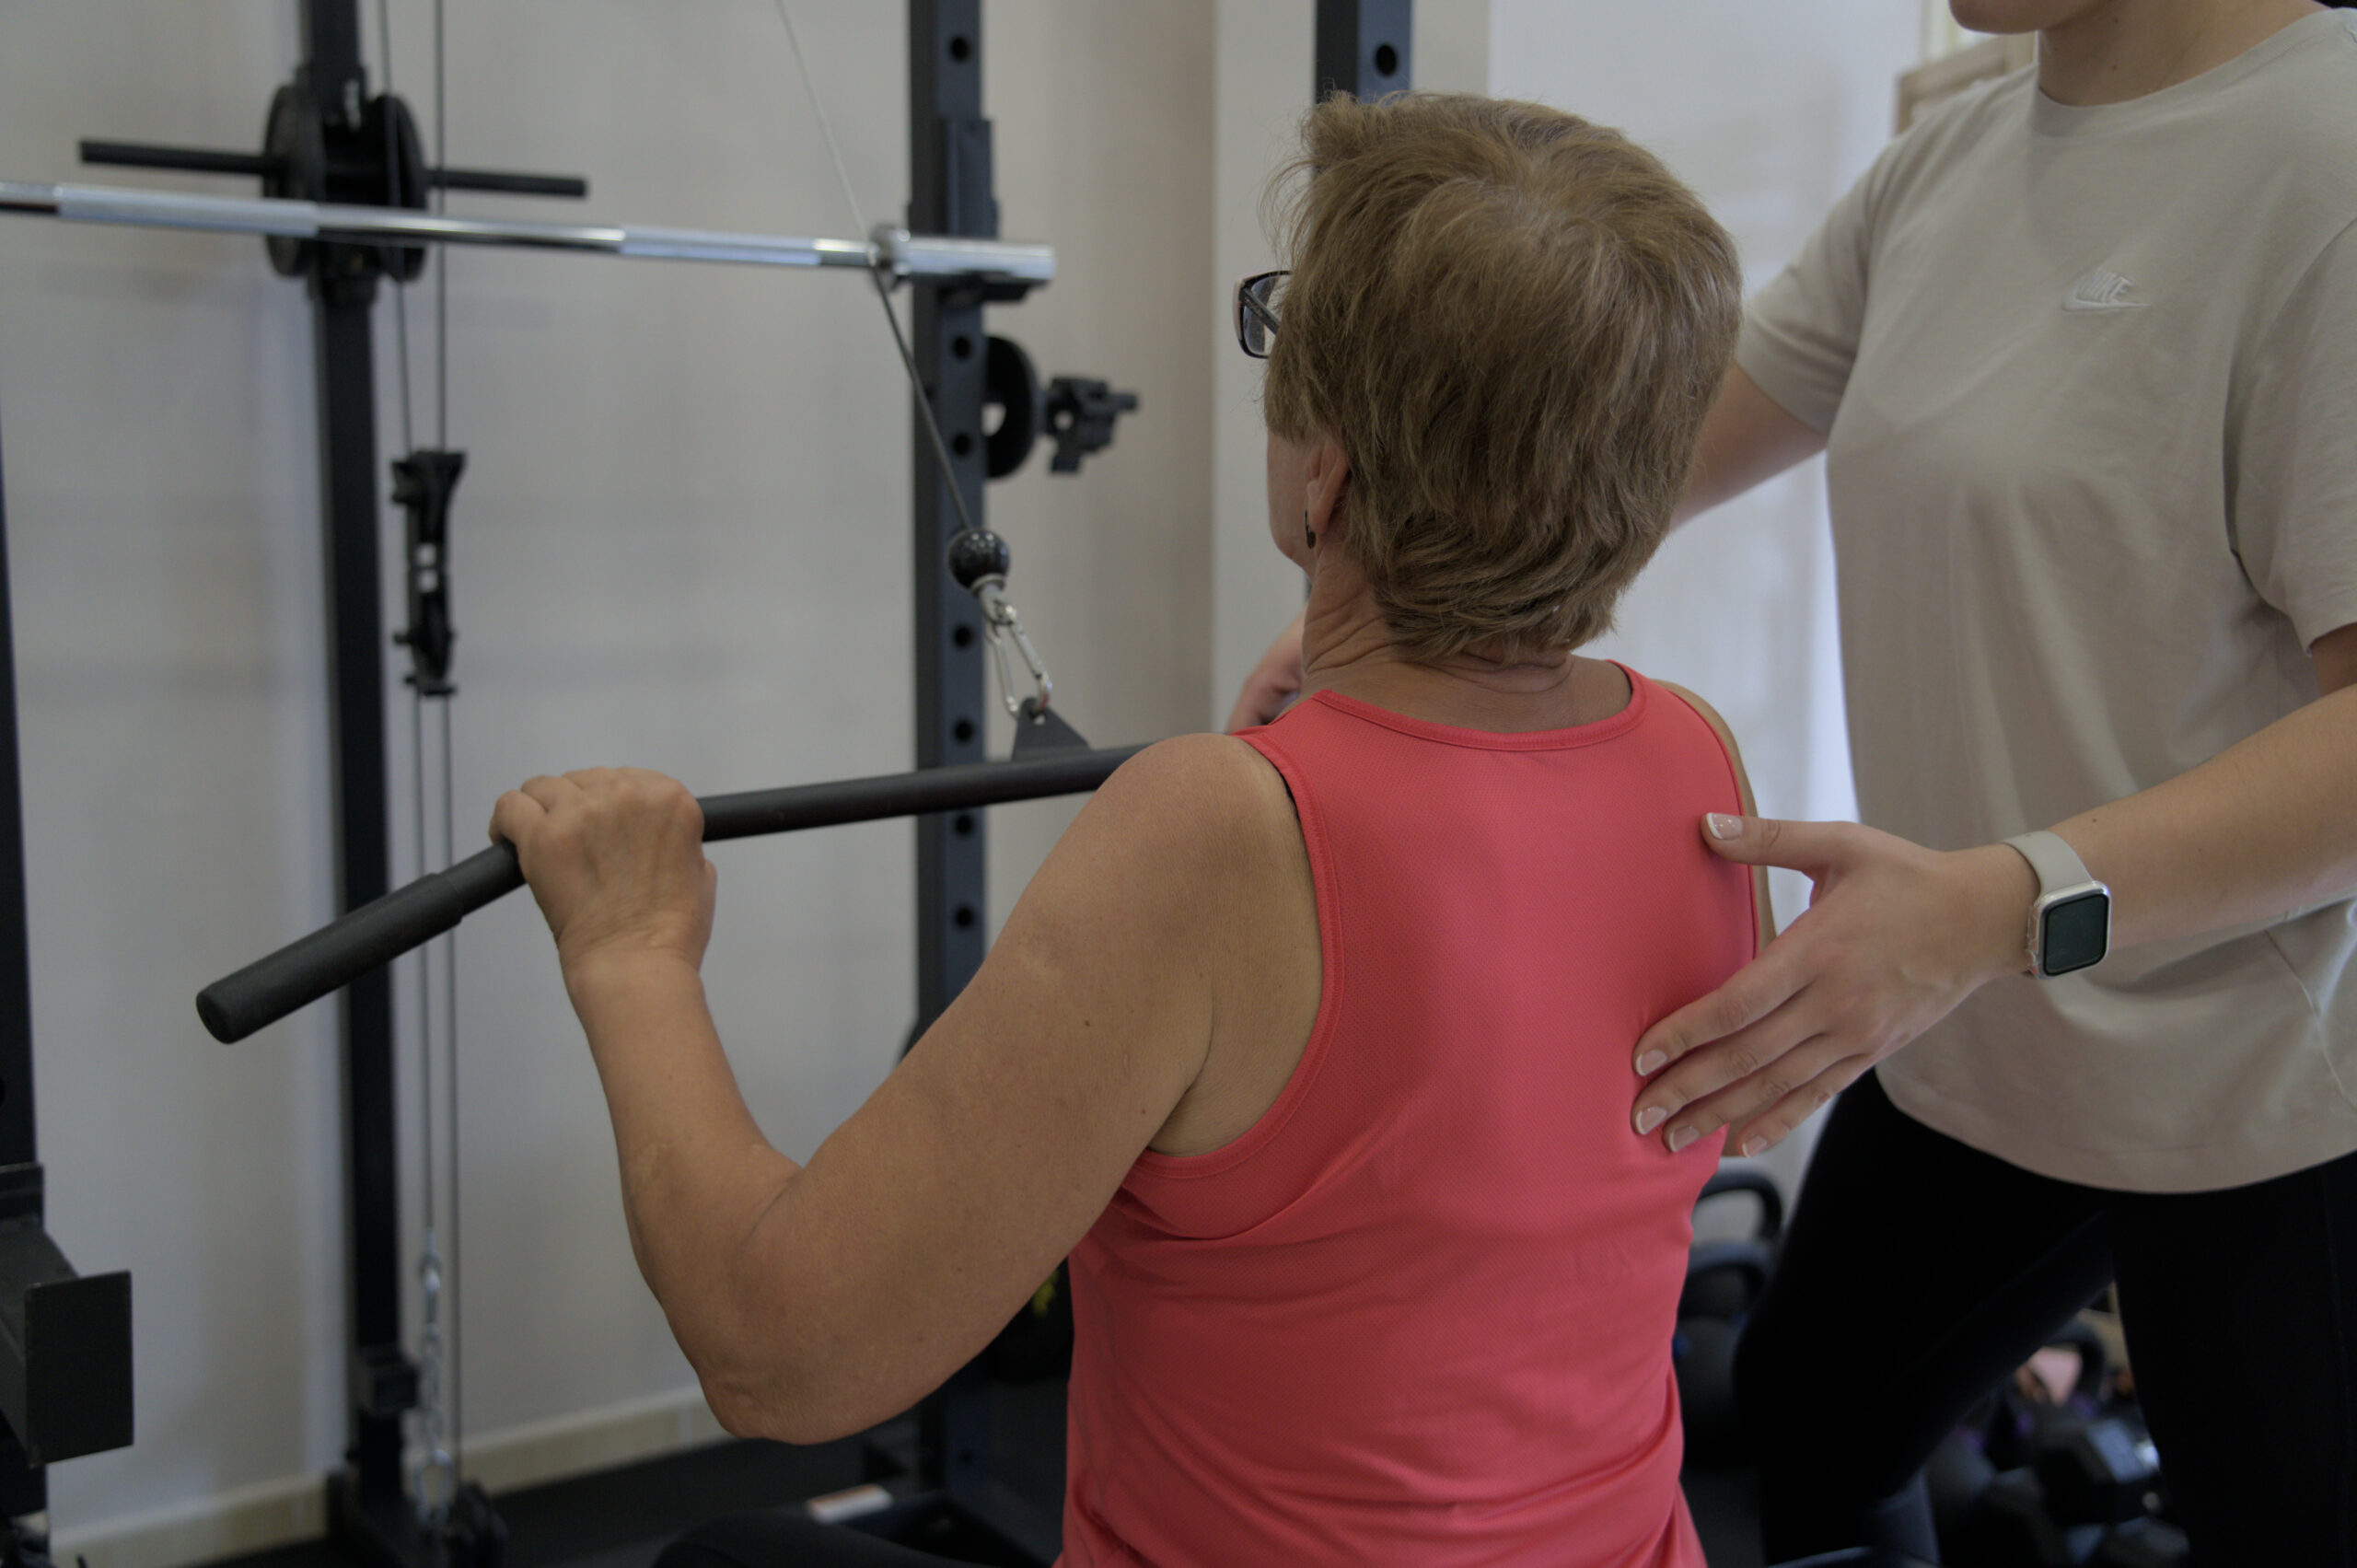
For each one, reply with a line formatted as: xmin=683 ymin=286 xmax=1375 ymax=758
xmin=2063 ymin=267 xmax=2147 ymax=312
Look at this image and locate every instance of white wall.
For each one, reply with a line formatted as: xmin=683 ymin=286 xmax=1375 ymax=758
xmin=0 ymin=0 xmax=1210 ymax=1550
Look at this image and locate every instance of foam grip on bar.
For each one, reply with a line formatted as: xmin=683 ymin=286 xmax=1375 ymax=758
xmin=196 ymin=745 xmax=1148 ymax=1045
xmin=196 ymin=845 xmax=523 ymax=1044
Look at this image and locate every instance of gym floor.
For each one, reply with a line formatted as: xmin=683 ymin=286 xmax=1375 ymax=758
xmin=208 ymin=1380 xmax=1766 ymax=1568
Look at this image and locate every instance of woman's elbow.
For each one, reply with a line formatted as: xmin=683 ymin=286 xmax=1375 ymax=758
xmin=699 ymin=1375 xmax=784 ymax=1441
xmin=693 ymin=1356 xmax=894 ymax=1446
xmin=671 ymin=1265 xmax=949 ymax=1444
xmin=697 ymin=1368 xmax=848 ymax=1445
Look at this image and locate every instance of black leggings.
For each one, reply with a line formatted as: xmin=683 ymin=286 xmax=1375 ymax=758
xmin=1736 ymin=1070 xmax=2357 ymax=1566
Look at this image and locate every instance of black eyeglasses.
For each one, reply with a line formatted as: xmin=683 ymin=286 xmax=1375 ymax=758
xmin=1236 ymin=270 xmax=1287 ymax=360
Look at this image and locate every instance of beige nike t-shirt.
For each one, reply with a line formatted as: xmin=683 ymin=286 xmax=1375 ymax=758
xmin=1738 ymin=10 xmax=2357 ymax=1191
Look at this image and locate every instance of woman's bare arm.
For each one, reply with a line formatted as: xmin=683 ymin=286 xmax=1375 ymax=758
xmin=1673 ymin=363 xmax=1826 ymax=529
xmin=492 ymin=735 xmax=1305 ymax=1442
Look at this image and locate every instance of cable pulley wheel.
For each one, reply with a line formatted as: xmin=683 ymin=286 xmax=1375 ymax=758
xmin=982 ymin=334 xmax=1042 ymax=480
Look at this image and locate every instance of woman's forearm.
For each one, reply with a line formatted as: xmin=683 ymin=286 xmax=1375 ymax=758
xmin=1628 ymin=641 xmax=2357 ymax=1157
xmin=2057 ymin=680 xmax=2357 ymax=948
xmin=564 ymin=951 xmax=807 ymax=1426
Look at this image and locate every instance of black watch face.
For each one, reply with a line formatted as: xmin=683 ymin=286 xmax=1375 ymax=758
xmin=2040 ymin=891 xmax=2110 ymax=976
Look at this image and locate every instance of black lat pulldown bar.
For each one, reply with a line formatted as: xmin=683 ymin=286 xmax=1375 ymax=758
xmin=197 ymin=745 xmax=1147 ymax=1045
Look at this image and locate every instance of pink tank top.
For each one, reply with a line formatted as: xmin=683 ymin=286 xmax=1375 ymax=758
xmin=1058 ymin=669 xmax=1755 ymax=1568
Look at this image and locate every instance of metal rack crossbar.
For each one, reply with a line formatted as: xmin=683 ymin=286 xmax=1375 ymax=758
xmin=0 ymin=180 xmax=1054 ymax=284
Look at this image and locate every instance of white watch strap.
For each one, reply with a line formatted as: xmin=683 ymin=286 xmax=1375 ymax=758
xmin=2001 ymin=830 xmax=2096 ymax=896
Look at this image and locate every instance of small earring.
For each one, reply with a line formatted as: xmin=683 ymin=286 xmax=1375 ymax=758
xmin=1304 ymin=510 xmax=1316 ymax=549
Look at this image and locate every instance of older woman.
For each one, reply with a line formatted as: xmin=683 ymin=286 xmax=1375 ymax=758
xmin=493 ymin=94 xmax=1763 ymax=1567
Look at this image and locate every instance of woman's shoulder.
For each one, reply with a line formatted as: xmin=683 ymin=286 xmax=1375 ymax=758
xmin=1111 ymin=730 xmax=1284 ymax=796
xmin=2245 ymin=12 xmax=2357 ymax=216
xmin=1857 ymin=63 xmax=2038 ymax=222
xmin=1898 ymin=59 xmax=2038 ymax=150
xmin=2251 ymin=6 xmax=2357 ymax=112
xmin=1091 ymin=733 xmax=1302 ymax=870
xmin=1638 ymin=676 xmax=1750 ymax=776
xmin=1646 ymin=677 xmax=1735 ymax=746
xmin=2181 ymin=12 xmax=2357 ymax=306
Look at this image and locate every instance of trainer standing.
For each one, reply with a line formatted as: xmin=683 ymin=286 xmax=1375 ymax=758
xmin=1641 ymin=1 xmax=2356 ymax=1557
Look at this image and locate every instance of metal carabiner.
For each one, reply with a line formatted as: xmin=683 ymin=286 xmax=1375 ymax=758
xmin=976 ymin=581 xmax=1052 ymax=721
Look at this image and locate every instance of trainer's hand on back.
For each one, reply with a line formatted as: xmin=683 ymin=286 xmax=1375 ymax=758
xmin=490 ymin=768 xmax=718 ymax=980
xmin=1631 ymin=813 xmax=2038 ymax=1157
xmin=1225 ymin=610 xmax=1307 ymax=732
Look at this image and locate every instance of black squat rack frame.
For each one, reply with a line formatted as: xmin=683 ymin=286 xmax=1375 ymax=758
xmin=0 ymin=0 xmax=1135 ymax=1562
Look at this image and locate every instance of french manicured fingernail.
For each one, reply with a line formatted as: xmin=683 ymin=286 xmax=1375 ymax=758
xmin=1635 ymin=1050 xmax=1667 ymax=1076
xmin=1740 ymin=1136 xmax=1766 ymax=1157
xmin=1634 ymin=1106 xmax=1668 ymax=1136
xmin=1666 ymin=1125 xmax=1699 ymax=1154
xmin=1706 ymin=813 xmax=1744 ymax=841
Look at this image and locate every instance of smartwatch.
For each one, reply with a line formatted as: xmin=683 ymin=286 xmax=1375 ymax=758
xmin=2001 ymin=830 xmax=2111 ymax=979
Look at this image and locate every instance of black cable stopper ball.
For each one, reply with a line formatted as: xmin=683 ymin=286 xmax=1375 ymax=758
xmin=946 ymin=528 xmax=1012 ymax=590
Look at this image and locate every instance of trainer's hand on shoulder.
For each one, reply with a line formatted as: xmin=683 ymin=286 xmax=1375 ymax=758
xmin=1631 ymin=814 xmax=2037 ymax=1157
xmin=490 ymin=768 xmax=717 ymax=980
xmin=1225 ymin=610 xmax=1307 ymax=733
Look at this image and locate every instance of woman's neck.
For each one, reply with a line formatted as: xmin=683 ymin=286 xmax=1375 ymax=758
xmin=2038 ymin=0 xmax=2319 ymax=106
xmin=1296 ymin=576 xmax=1631 ymax=734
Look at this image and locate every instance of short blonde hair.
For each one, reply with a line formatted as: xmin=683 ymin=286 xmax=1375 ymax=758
xmin=1263 ymin=94 xmax=1740 ymax=663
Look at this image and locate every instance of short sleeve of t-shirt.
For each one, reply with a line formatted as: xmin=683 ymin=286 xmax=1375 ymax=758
xmin=1733 ymin=145 xmax=1887 ymax=433
xmin=2232 ymin=217 xmax=2357 ymax=652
